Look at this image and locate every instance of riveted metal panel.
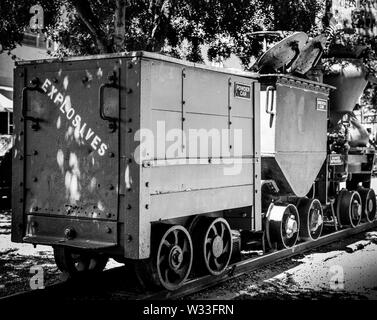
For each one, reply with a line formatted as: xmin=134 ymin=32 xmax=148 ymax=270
xmin=11 ymin=67 xmax=26 ymax=242
xmin=184 ymin=113 xmax=229 ymax=157
xmin=230 ymin=117 xmax=254 ymax=156
xmin=24 ymin=215 xmax=117 ymax=249
xmin=260 ymin=74 xmax=329 ymax=197
xmin=122 ymin=58 xmax=154 ymax=259
xmin=149 ymin=60 xmax=183 ymax=112
xmin=229 ymin=76 xmax=254 ymax=118
xmin=13 ymin=52 xmax=261 ymax=260
xmin=22 ymin=61 xmax=120 ymax=220
xmin=275 ymin=83 xmax=328 ymax=153
xmin=140 ymin=57 xmax=260 ymax=239
xmin=12 ymin=59 xmax=122 ymax=247
xmin=148 ymin=161 xmax=254 ymax=195
xmin=150 ymin=109 xmax=182 ymax=159
xmin=253 ymin=82 xmax=262 ymax=231
xmin=183 ymin=68 xmax=229 ymax=116
xmin=149 ymin=184 xmax=255 ymax=222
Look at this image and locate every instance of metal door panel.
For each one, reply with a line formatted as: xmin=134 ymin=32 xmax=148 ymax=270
xmin=22 ymin=61 xmax=120 ymax=221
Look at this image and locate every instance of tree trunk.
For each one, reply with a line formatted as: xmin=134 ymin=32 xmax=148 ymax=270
xmin=114 ymin=0 xmax=126 ymax=52
xmin=322 ymin=0 xmax=333 ymax=29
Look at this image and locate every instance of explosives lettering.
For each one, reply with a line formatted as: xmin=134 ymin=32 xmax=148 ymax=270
xmin=41 ymin=78 xmax=108 ymax=156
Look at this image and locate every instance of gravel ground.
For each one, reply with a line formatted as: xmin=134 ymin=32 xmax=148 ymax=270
xmin=0 ymin=210 xmax=61 ymax=297
xmin=0 ymin=210 xmax=122 ymax=298
xmin=2 ymin=209 xmax=377 ymax=300
xmin=188 ymin=231 xmax=377 ymax=300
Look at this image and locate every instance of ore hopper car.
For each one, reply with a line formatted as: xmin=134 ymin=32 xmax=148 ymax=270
xmin=12 ymin=52 xmax=262 ymax=290
xmin=11 ymin=32 xmax=377 ymax=291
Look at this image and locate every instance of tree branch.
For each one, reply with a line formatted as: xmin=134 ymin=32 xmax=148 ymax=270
xmin=71 ymin=0 xmax=111 ymax=53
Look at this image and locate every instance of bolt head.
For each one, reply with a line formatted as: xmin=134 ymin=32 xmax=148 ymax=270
xmin=64 ymin=228 xmax=76 ymax=240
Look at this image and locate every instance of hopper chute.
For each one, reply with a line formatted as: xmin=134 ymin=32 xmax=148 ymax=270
xmin=257 ymin=32 xmax=332 ymax=197
xmin=323 ymin=59 xmax=368 ymax=125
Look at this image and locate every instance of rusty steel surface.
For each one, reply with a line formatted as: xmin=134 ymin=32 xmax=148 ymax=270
xmin=12 ymin=58 xmax=122 ymax=252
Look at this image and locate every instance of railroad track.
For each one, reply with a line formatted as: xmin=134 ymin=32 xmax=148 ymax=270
xmin=1 ymin=220 xmax=377 ymax=303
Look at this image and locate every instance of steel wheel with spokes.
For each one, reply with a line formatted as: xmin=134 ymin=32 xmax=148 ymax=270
xmin=135 ymin=224 xmax=193 ymax=291
xmin=156 ymin=225 xmax=193 ymax=290
xmin=191 ymin=217 xmax=233 ymax=276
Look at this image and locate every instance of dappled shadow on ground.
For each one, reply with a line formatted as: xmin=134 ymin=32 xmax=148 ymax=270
xmin=190 ymin=228 xmax=377 ymax=300
xmin=0 ymin=211 xmax=10 ymax=235
xmin=234 ymin=274 xmax=368 ymax=300
xmin=233 ymin=230 xmax=377 ymax=300
xmin=0 ymin=252 xmax=61 ymax=297
xmin=0 ymin=210 xmax=61 ymax=297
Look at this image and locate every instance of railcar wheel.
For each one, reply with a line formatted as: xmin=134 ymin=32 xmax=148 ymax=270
xmin=156 ymin=225 xmax=192 ymax=290
xmin=191 ymin=217 xmax=232 ymax=276
xmin=296 ymin=198 xmax=323 ymax=241
xmin=136 ymin=224 xmax=193 ymax=291
xmin=336 ymin=189 xmax=362 ymax=228
xmin=357 ymin=187 xmax=377 ymax=223
xmin=53 ymin=247 xmax=108 ymax=276
xmin=265 ymin=203 xmax=300 ymax=249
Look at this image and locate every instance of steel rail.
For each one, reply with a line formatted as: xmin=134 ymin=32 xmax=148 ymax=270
xmin=1 ymin=220 xmax=376 ymax=303
xmin=143 ymin=220 xmax=377 ymax=300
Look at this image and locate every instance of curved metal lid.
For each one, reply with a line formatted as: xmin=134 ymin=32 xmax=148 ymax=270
xmin=291 ymin=34 xmax=327 ymax=75
xmin=255 ymin=32 xmax=308 ymax=72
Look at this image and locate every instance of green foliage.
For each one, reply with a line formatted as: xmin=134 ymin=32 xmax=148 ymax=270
xmin=0 ymin=0 xmax=324 ymax=68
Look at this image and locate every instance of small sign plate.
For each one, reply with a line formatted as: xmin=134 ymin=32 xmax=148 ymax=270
xmin=329 ymin=154 xmax=343 ymax=166
xmin=316 ymin=98 xmax=328 ymax=112
xmin=234 ymin=82 xmax=251 ymax=100
xmin=362 ymin=113 xmax=377 ymax=124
